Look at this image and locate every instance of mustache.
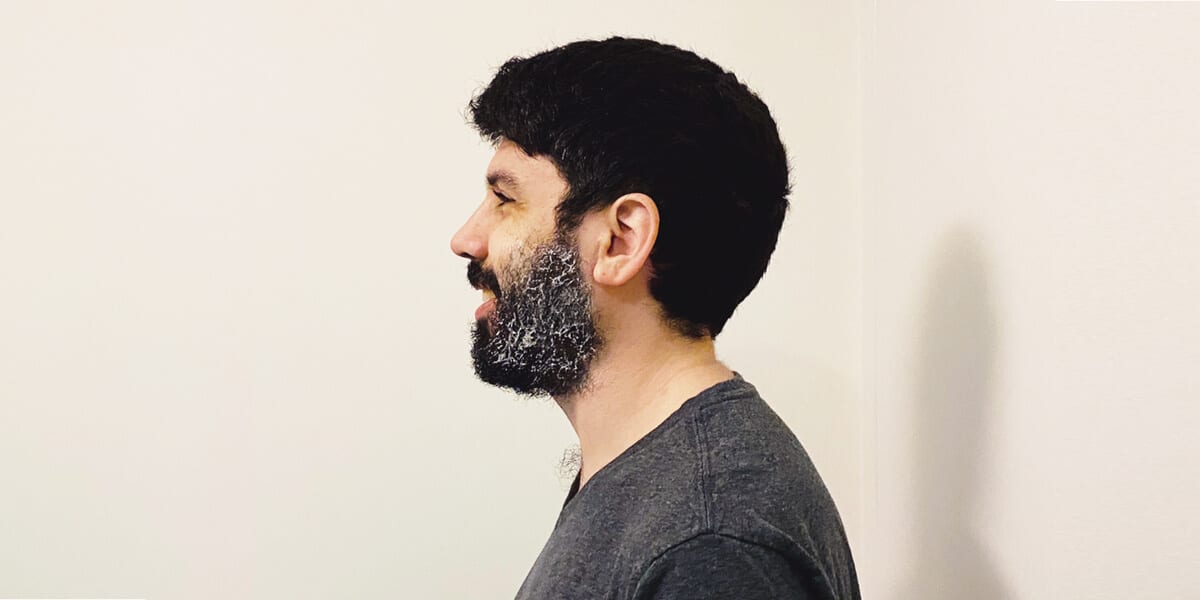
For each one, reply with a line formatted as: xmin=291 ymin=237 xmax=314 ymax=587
xmin=467 ymin=260 xmax=502 ymax=296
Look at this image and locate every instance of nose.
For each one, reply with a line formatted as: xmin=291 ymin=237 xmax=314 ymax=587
xmin=450 ymin=204 xmax=488 ymax=262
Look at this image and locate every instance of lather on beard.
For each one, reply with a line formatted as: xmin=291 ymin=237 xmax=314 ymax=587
xmin=469 ymin=236 xmax=604 ymax=398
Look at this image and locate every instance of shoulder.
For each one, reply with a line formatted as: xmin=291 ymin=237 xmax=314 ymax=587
xmin=693 ymin=384 xmax=828 ymax=513
xmin=631 ymin=533 xmax=822 ymax=599
xmin=688 ymin=382 xmax=860 ymax=599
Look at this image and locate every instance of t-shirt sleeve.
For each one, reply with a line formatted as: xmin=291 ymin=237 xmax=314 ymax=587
xmin=631 ymin=533 xmax=818 ymax=599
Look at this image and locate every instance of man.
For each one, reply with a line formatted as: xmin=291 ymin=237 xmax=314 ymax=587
xmin=451 ymin=37 xmax=860 ymax=599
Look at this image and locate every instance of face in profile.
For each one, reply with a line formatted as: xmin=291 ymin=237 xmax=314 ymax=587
xmin=452 ymin=140 xmax=604 ymax=397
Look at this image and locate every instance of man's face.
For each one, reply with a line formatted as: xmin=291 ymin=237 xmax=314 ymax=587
xmin=450 ymin=140 xmax=603 ymax=397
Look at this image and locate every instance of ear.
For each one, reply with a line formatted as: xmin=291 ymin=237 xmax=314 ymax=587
xmin=591 ymin=193 xmax=660 ymax=287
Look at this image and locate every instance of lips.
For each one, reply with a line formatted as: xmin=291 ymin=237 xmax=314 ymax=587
xmin=467 ymin=262 xmax=501 ymax=326
xmin=474 ymin=297 xmax=497 ymax=321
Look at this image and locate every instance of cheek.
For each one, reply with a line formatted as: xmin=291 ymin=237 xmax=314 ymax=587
xmin=488 ymin=235 xmax=532 ymax=286
xmin=485 ymin=227 xmax=521 ymax=262
xmin=577 ymin=254 xmax=597 ymax=285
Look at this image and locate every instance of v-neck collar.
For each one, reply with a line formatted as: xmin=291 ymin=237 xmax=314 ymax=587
xmin=556 ymin=372 xmax=749 ymax=513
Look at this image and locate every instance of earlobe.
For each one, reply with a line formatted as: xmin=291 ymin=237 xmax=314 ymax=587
xmin=591 ymin=193 xmax=659 ymax=287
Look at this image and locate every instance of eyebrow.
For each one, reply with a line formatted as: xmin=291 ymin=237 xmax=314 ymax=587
xmin=485 ymin=170 xmax=522 ymax=193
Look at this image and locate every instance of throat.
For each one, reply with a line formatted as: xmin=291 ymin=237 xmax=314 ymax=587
xmin=558 ymin=343 xmax=734 ymax=492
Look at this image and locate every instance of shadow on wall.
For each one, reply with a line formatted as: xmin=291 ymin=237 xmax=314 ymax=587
xmin=902 ymin=227 xmax=1010 ymax=600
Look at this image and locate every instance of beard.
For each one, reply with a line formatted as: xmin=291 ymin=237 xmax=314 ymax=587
xmin=468 ymin=235 xmax=603 ymax=398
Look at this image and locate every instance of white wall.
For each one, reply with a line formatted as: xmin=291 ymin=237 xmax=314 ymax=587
xmin=0 ymin=2 xmax=864 ymax=598
xmin=861 ymin=1 xmax=1200 ymax=598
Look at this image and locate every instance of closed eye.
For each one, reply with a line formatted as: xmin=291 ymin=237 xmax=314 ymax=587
xmin=493 ymin=189 xmax=515 ymax=205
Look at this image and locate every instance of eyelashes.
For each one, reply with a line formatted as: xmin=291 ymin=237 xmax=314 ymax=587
xmin=493 ymin=189 xmax=515 ymax=205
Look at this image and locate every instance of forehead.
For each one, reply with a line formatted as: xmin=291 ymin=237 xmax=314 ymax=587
xmin=486 ymin=139 xmax=569 ymax=206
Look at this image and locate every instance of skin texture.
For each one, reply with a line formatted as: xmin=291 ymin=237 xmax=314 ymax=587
xmin=451 ymin=138 xmax=735 ymax=488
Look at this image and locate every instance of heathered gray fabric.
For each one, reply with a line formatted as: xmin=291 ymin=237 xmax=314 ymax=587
xmin=514 ymin=374 xmax=860 ymax=600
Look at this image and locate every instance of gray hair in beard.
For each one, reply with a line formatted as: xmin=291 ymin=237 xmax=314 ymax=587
xmin=470 ymin=235 xmax=604 ymax=398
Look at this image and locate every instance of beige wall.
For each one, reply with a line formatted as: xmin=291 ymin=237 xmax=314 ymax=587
xmin=861 ymin=1 xmax=1200 ymax=598
xmin=0 ymin=2 xmax=864 ymax=597
xmin=11 ymin=2 xmax=1192 ymax=598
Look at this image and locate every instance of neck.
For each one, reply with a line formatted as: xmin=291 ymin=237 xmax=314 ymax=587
xmin=554 ymin=327 xmax=734 ymax=490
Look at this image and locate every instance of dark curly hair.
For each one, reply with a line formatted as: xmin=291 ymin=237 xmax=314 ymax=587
xmin=468 ymin=36 xmax=790 ymax=338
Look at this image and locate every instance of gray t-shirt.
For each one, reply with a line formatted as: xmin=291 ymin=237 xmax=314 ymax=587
xmin=514 ymin=374 xmax=860 ymax=599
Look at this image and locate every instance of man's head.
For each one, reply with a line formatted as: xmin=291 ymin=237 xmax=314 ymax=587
xmin=452 ymin=37 xmax=790 ymax=396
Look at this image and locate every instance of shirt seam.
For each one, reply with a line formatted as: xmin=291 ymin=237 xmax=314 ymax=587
xmin=630 ymin=532 xmax=796 ymax=597
xmin=692 ymin=405 xmax=713 ymax=531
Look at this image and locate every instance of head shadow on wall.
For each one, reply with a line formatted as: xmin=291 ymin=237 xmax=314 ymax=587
xmin=904 ymin=226 xmax=1010 ymax=600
